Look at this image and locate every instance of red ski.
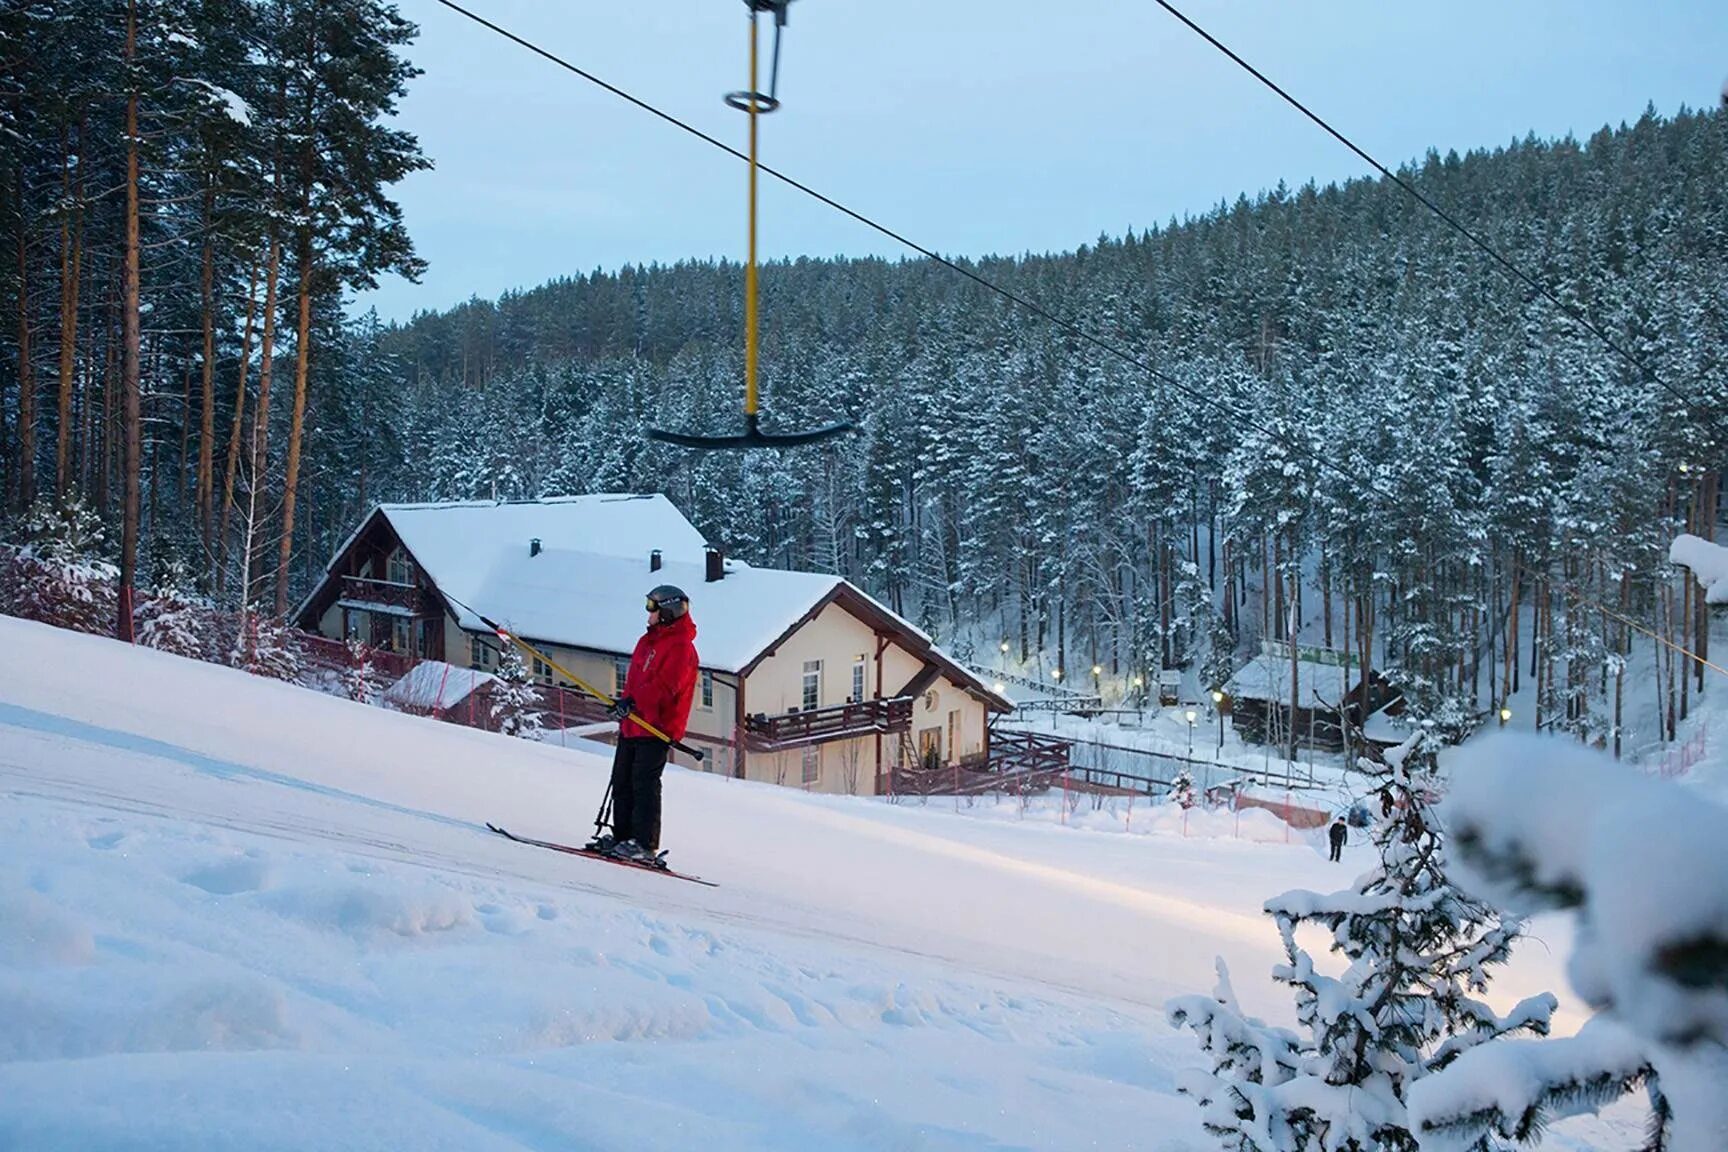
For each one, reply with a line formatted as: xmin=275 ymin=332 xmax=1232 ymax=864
xmin=485 ymin=823 xmax=718 ymax=887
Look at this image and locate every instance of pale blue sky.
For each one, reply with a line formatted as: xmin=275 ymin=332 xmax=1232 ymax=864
xmin=356 ymin=1 xmax=1728 ymax=322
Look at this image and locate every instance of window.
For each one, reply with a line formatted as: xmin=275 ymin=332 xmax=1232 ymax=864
xmin=802 ymin=660 xmax=822 ymax=712
xmin=614 ymin=656 xmax=631 ymax=696
xmin=948 ymin=709 xmax=961 ymax=762
xmin=918 ymin=727 xmax=943 ymax=769
xmin=470 ymin=635 xmax=490 ymax=669
xmin=851 ymin=659 xmax=866 ymax=704
xmin=801 ymin=745 xmax=820 ymax=787
xmin=532 ymin=656 xmax=551 ymax=685
xmin=386 ymin=548 xmax=412 ymax=585
xmin=391 ymin=618 xmax=409 ymax=653
xmin=700 ymin=669 xmax=714 ymax=710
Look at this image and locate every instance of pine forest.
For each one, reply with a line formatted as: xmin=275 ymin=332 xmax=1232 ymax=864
xmin=2 ymin=1 xmax=1724 ymax=763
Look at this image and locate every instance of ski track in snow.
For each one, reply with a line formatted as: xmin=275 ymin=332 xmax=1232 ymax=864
xmin=0 ymin=616 xmax=1638 ymax=1150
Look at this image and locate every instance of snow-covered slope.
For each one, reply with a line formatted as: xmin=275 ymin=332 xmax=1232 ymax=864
xmin=0 ymin=615 xmax=1626 ymax=1150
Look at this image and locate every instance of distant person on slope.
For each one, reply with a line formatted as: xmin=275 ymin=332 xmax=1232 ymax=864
xmin=1328 ymin=817 xmax=1348 ymax=862
xmin=600 ymin=584 xmax=699 ymax=861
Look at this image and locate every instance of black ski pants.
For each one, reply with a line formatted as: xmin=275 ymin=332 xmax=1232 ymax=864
xmin=609 ymin=736 xmax=670 ymax=851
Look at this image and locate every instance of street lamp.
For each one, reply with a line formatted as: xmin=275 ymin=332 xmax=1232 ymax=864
xmin=1051 ymin=668 xmax=1062 ymax=682
xmin=1185 ymin=707 xmax=1197 ymax=757
xmin=1499 ymin=705 xmax=1512 ymax=727
xmin=1211 ymin=689 xmax=1226 ymax=750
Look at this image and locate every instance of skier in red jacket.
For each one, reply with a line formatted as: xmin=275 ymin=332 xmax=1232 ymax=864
xmin=600 ymin=584 xmax=699 ymax=860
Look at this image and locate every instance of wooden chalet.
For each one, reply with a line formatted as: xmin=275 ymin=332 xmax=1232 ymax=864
xmin=1223 ymin=641 xmax=1397 ymax=753
xmin=294 ymin=495 xmax=1014 ymax=795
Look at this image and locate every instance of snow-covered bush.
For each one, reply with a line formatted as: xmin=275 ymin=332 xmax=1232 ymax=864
xmin=229 ymin=611 xmax=305 ymax=683
xmin=1413 ymin=732 xmax=1728 ymax=1152
xmin=0 ymin=496 xmax=119 ymax=635
xmin=1168 ymin=731 xmax=1555 ymax=1151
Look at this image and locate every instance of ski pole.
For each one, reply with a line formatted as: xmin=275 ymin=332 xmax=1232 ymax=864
xmin=593 ymin=781 xmax=614 ymax=841
xmin=476 ymin=612 xmax=706 ymax=762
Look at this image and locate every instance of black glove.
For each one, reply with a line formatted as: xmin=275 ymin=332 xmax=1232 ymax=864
xmin=607 ymin=696 xmax=635 ymax=722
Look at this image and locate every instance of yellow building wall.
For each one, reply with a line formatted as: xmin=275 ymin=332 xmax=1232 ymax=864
xmin=737 ymin=601 xmax=992 ymax=796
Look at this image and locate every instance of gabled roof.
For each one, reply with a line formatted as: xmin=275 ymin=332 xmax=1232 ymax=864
xmin=298 ymin=495 xmax=1008 ymax=708
xmin=1225 ymin=646 xmax=1378 ymax=709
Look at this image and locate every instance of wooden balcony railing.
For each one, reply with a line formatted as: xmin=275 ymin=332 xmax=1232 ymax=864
xmin=883 ymin=730 xmax=1073 ymax=797
xmin=743 ymin=696 xmax=914 ymax=751
xmin=338 ymin=576 xmax=436 ymax=617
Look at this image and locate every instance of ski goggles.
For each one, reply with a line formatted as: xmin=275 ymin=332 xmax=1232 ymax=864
xmin=646 ymin=596 xmax=684 ymax=612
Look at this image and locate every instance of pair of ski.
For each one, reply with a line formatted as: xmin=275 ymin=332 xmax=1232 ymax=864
xmin=486 ymin=822 xmax=717 ymax=887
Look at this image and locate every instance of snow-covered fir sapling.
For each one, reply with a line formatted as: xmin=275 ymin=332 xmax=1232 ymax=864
xmin=1173 ymin=767 xmax=1198 ymax=809
xmin=1168 ymin=730 xmax=1556 ymax=1151
xmin=490 ymin=648 xmax=545 ymax=740
xmin=1411 ymin=732 xmax=1728 ymax=1152
xmin=135 ymin=556 xmax=214 ymax=660
xmin=341 ymin=638 xmax=388 ymax=704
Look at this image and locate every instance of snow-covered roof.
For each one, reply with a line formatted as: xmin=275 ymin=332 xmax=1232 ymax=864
xmin=384 ymin=494 xmax=709 ymax=573
xmin=449 ymin=547 xmax=844 ymax=675
xmin=1225 ymin=650 xmax=1362 ymax=709
xmin=382 ymin=661 xmax=495 ymax=711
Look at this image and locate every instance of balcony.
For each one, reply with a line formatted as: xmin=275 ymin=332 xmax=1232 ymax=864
xmin=743 ymin=696 xmax=914 ymax=751
xmin=337 ymin=576 xmax=436 ymax=617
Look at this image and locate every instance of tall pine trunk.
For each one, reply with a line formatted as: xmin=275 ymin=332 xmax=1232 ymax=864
xmin=217 ymin=260 xmax=260 ymax=595
xmin=56 ymin=118 xmax=84 ymax=498
xmin=118 ymin=0 xmax=142 ymax=641
xmin=98 ymin=289 xmax=117 ymax=515
xmin=196 ymin=182 xmax=217 ymax=551
xmin=275 ymin=236 xmax=313 ymax=615
xmin=1698 ymin=470 xmax=1718 ymax=692
xmin=246 ymin=235 xmax=282 ymax=608
xmin=15 ymin=186 xmax=34 ymax=512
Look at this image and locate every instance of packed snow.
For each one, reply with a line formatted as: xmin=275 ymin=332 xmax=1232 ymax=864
xmin=0 ymin=615 xmax=1643 ymax=1150
xmin=1672 ymin=532 xmax=1728 ymax=605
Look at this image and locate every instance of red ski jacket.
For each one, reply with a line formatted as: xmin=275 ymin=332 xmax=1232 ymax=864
xmin=620 ymin=611 xmax=699 ymax=743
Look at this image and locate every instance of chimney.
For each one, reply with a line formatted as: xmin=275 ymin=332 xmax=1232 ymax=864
xmin=650 ymin=549 xmax=662 ymax=572
xmin=529 ymin=538 xmax=541 ymax=558
xmin=705 ymin=547 xmax=724 ymax=583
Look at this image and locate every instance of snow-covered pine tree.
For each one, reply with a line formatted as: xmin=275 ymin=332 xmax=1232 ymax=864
xmin=1168 ymin=731 xmax=1557 ymax=1151
xmin=490 ymin=648 xmax=545 ymax=740
xmin=135 ymin=555 xmax=214 ymax=659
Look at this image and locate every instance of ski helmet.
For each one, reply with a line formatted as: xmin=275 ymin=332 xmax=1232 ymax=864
xmin=646 ymin=584 xmax=689 ymax=620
